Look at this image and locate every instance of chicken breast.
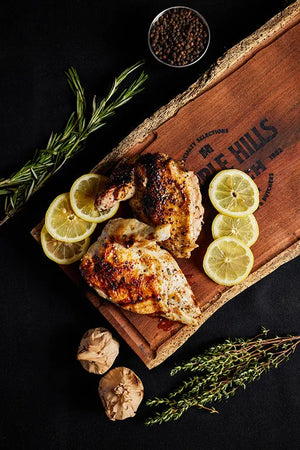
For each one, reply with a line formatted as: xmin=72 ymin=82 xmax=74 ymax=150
xmin=95 ymin=153 xmax=204 ymax=258
xmin=80 ymin=218 xmax=200 ymax=326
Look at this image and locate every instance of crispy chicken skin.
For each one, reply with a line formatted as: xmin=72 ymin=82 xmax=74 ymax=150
xmin=95 ymin=153 xmax=204 ymax=258
xmin=80 ymin=218 xmax=200 ymax=326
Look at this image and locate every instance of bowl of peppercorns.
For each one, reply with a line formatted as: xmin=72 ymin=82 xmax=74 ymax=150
xmin=148 ymin=6 xmax=210 ymax=67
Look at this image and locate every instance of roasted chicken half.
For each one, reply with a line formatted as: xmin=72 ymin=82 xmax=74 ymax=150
xmin=80 ymin=218 xmax=200 ymax=326
xmin=95 ymin=153 xmax=204 ymax=258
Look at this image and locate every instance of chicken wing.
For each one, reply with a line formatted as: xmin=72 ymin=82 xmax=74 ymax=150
xmin=95 ymin=153 xmax=204 ymax=258
xmin=80 ymin=218 xmax=200 ymax=326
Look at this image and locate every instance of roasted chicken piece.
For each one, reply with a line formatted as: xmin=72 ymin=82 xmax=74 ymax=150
xmin=95 ymin=153 xmax=204 ymax=258
xmin=80 ymin=218 xmax=200 ymax=326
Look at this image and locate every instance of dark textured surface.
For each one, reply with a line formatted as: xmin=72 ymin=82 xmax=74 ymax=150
xmin=0 ymin=1 xmax=299 ymax=449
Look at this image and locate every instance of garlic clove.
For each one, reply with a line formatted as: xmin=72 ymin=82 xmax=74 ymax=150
xmin=77 ymin=327 xmax=119 ymax=375
xmin=98 ymin=367 xmax=144 ymax=421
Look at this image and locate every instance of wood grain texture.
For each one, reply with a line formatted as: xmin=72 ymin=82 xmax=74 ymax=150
xmin=31 ymin=2 xmax=300 ymax=368
xmin=92 ymin=2 xmax=299 ymax=174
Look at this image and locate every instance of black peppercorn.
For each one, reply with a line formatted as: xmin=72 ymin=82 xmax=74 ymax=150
xmin=149 ymin=7 xmax=209 ymax=67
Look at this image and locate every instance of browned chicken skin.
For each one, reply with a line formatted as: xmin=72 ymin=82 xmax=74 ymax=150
xmin=95 ymin=153 xmax=204 ymax=258
xmin=80 ymin=218 xmax=200 ymax=325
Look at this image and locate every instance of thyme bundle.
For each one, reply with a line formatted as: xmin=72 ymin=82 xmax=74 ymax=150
xmin=0 ymin=62 xmax=147 ymax=226
xmin=145 ymin=328 xmax=299 ymax=425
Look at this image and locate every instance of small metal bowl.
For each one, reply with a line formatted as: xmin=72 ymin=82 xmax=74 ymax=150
xmin=148 ymin=6 xmax=211 ymax=68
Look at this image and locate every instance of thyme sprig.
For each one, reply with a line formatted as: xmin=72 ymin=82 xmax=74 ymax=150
xmin=145 ymin=328 xmax=300 ymax=425
xmin=0 ymin=61 xmax=147 ymax=226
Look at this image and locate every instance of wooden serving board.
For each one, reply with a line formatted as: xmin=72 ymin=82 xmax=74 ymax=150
xmin=32 ymin=3 xmax=300 ymax=369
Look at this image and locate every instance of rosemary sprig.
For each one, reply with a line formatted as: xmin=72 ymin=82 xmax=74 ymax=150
xmin=0 ymin=61 xmax=147 ymax=226
xmin=145 ymin=328 xmax=300 ymax=425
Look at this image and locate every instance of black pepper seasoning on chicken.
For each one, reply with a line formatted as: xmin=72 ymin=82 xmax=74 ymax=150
xmin=80 ymin=218 xmax=200 ymax=325
xmin=95 ymin=153 xmax=204 ymax=258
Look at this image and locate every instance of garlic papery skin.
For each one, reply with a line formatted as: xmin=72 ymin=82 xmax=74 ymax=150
xmin=77 ymin=327 xmax=119 ymax=375
xmin=98 ymin=367 xmax=144 ymax=420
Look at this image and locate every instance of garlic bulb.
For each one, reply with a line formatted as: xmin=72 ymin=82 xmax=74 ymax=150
xmin=98 ymin=367 xmax=144 ymax=420
xmin=77 ymin=327 xmax=119 ymax=374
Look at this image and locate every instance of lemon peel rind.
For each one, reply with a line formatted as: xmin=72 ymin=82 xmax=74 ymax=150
xmin=41 ymin=225 xmax=90 ymax=265
xmin=69 ymin=174 xmax=120 ymax=223
xmin=211 ymin=213 xmax=259 ymax=247
xmin=209 ymin=169 xmax=260 ymax=217
xmin=71 ymin=199 xmax=119 ymax=223
xmin=45 ymin=192 xmax=96 ymax=242
xmin=203 ymin=236 xmax=254 ymax=286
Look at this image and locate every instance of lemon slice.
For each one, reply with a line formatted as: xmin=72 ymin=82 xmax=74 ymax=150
xmin=45 ymin=193 xmax=96 ymax=242
xmin=203 ymin=236 xmax=254 ymax=286
xmin=212 ymin=213 xmax=259 ymax=247
xmin=209 ymin=169 xmax=259 ymax=217
xmin=41 ymin=225 xmax=90 ymax=265
xmin=70 ymin=174 xmax=119 ymax=223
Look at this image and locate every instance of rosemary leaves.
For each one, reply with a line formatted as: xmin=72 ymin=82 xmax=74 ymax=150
xmin=145 ymin=328 xmax=300 ymax=425
xmin=0 ymin=62 xmax=147 ymax=226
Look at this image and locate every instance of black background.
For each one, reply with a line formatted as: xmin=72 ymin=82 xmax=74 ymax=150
xmin=0 ymin=1 xmax=299 ymax=449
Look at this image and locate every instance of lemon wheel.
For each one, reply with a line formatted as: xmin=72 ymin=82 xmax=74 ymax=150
xmin=70 ymin=173 xmax=119 ymax=223
xmin=212 ymin=213 xmax=259 ymax=247
xmin=203 ymin=236 xmax=254 ymax=286
xmin=209 ymin=169 xmax=259 ymax=217
xmin=45 ymin=193 xmax=96 ymax=242
xmin=41 ymin=225 xmax=90 ymax=265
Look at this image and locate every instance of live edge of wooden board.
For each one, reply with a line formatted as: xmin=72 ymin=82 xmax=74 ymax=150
xmin=31 ymin=2 xmax=300 ymax=369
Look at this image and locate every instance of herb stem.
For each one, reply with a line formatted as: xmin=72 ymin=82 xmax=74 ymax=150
xmin=0 ymin=61 xmax=147 ymax=225
xmin=145 ymin=329 xmax=300 ymax=425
